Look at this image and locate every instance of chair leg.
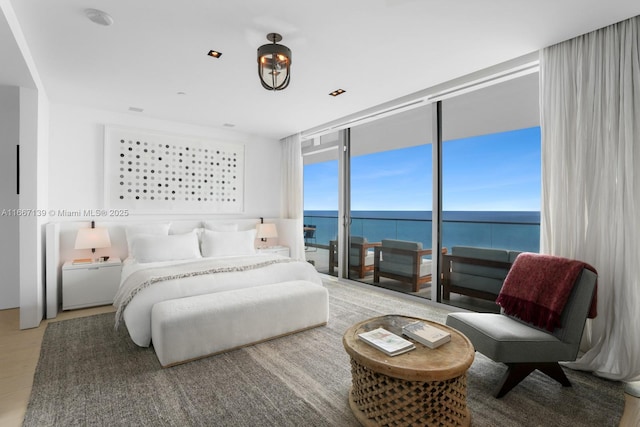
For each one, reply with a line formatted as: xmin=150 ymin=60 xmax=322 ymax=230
xmin=442 ymin=283 xmax=450 ymax=300
xmin=537 ymin=362 xmax=571 ymax=387
xmin=495 ymin=362 xmax=571 ymax=398
xmin=413 ymin=274 xmax=431 ymax=292
xmin=495 ymin=364 xmax=536 ymax=398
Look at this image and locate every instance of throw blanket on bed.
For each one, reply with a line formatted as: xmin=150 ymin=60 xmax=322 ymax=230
xmin=113 ymin=256 xmax=294 ymax=329
xmin=496 ymin=253 xmax=597 ymax=331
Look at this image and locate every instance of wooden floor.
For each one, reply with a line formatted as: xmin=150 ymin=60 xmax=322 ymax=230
xmin=0 ymin=305 xmax=115 ymax=427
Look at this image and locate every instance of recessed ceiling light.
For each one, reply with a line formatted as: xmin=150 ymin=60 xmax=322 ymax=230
xmin=128 ymin=107 xmax=144 ymax=113
xmin=329 ymin=89 xmax=346 ymax=97
xmin=84 ymin=8 xmax=114 ymax=26
xmin=207 ymin=50 xmax=222 ymax=58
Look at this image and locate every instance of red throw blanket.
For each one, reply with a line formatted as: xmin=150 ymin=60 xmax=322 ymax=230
xmin=496 ymin=253 xmax=597 ymax=331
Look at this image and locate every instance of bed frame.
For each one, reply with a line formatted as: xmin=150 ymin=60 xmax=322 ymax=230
xmin=45 ymin=217 xmax=300 ymax=319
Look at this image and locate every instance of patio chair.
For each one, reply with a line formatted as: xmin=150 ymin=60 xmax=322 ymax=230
xmin=373 ymin=239 xmax=447 ymax=292
xmin=349 ymin=236 xmax=381 ymax=278
xmin=441 ymin=246 xmax=521 ymax=302
xmin=303 ymin=225 xmax=316 ymax=251
xmin=446 ymin=253 xmax=598 ymax=398
xmin=328 ymin=236 xmax=381 ymax=278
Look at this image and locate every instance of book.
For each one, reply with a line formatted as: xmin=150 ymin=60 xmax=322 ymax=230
xmin=402 ymin=321 xmax=451 ymax=349
xmin=72 ymin=258 xmax=93 ymax=264
xmin=358 ymin=327 xmax=416 ymax=356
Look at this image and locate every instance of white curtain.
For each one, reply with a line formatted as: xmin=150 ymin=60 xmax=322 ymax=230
xmin=540 ymin=15 xmax=640 ymax=381
xmin=280 ymin=133 xmax=306 ymax=260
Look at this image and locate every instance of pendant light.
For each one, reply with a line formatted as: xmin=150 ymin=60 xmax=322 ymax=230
xmin=257 ymin=33 xmax=292 ymax=91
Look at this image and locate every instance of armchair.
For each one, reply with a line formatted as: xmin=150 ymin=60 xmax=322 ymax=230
xmin=303 ymin=225 xmax=316 ymax=251
xmin=441 ymin=246 xmax=521 ymax=302
xmin=329 ymin=236 xmax=380 ymax=278
xmin=373 ymin=239 xmax=447 ymax=292
xmin=446 ymin=253 xmax=597 ymax=397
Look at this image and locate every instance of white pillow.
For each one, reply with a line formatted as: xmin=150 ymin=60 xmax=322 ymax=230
xmin=125 ymin=222 xmax=171 ymax=254
xmin=202 ymin=221 xmax=239 ymax=232
xmin=131 ymin=231 xmax=201 ymax=263
xmin=201 ymin=229 xmax=257 ymax=258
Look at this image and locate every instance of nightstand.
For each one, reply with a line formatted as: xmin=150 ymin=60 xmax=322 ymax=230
xmin=62 ymin=258 xmax=122 ymax=310
xmin=257 ymin=245 xmax=290 ymax=257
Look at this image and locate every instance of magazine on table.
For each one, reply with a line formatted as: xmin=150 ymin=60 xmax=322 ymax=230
xmin=358 ymin=327 xmax=416 ymax=356
xmin=402 ymin=321 xmax=451 ymax=349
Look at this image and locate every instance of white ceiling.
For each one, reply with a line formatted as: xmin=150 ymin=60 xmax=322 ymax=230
xmin=3 ymin=1 xmax=640 ymax=140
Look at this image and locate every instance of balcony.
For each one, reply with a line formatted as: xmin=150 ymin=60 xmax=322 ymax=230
xmin=303 ymin=211 xmax=540 ymax=311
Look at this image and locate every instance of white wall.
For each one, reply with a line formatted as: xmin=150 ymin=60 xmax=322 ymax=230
xmin=19 ymin=86 xmax=47 ymax=328
xmin=1 ymin=1 xmax=50 ymax=326
xmin=48 ymin=104 xmax=282 ymax=222
xmin=0 ymin=85 xmax=20 ymax=309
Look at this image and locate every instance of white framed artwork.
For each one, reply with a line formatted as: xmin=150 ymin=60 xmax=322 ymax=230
xmin=104 ymin=126 xmax=245 ymax=214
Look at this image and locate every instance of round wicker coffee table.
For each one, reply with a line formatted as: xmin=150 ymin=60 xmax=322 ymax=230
xmin=343 ymin=315 xmax=474 ymax=427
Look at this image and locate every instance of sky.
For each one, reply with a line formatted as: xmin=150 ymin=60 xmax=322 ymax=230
xmin=303 ymin=126 xmax=541 ymax=212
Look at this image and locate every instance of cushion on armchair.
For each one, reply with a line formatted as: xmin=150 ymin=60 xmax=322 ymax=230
xmin=351 ymin=252 xmax=376 ymax=268
xmin=380 ymin=239 xmax=421 ymax=261
xmin=379 ymin=239 xmax=430 ymax=277
xmin=349 ymin=236 xmax=371 ymax=267
xmin=447 ymin=246 xmax=520 ymax=295
xmin=451 ymin=246 xmax=510 ymax=278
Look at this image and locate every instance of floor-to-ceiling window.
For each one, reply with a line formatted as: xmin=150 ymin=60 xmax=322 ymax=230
xmin=348 ymin=106 xmax=433 ymax=296
xmin=302 ymin=67 xmax=541 ymax=312
xmin=440 ymin=72 xmax=541 ymax=311
xmin=302 ymin=132 xmax=340 ymax=274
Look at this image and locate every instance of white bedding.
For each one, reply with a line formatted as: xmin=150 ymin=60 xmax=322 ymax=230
xmin=114 ymin=254 xmax=323 ymax=347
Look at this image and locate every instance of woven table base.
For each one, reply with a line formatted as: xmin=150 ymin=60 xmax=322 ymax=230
xmin=349 ymin=359 xmax=470 ymax=427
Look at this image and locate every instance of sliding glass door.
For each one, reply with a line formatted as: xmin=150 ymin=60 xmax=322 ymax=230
xmin=348 ymin=105 xmax=434 ymax=297
xmin=301 ymin=67 xmax=541 ymax=313
xmin=440 ymin=72 xmax=541 ymax=311
xmin=302 ymin=132 xmax=340 ymax=275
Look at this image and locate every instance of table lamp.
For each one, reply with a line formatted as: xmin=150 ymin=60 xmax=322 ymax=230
xmin=256 ymin=222 xmax=278 ymax=249
xmin=74 ymin=221 xmax=111 ymax=263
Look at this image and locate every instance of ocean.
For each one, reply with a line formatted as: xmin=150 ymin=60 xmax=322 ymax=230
xmin=303 ymin=210 xmax=540 ymax=253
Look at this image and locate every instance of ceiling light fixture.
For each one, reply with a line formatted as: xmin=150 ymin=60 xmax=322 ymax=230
xmin=207 ymin=50 xmax=222 ymax=58
xmin=329 ymin=89 xmax=346 ymax=97
xmin=257 ymin=33 xmax=291 ymax=91
xmin=84 ymin=8 xmax=114 ymax=26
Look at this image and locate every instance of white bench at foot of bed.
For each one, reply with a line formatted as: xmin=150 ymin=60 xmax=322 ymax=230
xmin=151 ymin=280 xmax=329 ymax=367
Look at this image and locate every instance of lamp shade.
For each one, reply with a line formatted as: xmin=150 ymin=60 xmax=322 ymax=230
xmin=256 ymin=223 xmax=278 ymax=239
xmin=75 ymin=227 xmax=111 ymax=250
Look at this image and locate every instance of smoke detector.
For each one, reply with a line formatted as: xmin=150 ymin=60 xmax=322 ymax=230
xmin=85 ymin=9 xmax=114 ymax=26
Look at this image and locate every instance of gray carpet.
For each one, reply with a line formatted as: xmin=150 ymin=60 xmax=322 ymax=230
xmin=24 ymin=280 xmax=623 ymax=426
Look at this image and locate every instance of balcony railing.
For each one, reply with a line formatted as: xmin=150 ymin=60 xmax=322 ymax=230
xmin=303 ymin=213 xmax=540 ymax=253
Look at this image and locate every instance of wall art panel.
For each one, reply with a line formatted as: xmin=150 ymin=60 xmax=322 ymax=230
xmin=104 ymin=126 xmax=244 ymax=214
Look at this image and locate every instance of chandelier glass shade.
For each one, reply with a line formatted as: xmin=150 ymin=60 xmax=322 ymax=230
xmin=257 ymin=33 xmax=291 ymax=91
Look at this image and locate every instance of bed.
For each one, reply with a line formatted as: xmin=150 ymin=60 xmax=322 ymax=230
xmin=112 ymin=221 xmax=323 ymax=347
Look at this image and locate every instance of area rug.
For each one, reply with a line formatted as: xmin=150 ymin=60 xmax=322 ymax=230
xmin=24 ymin=280 xmax=623 ymax=426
